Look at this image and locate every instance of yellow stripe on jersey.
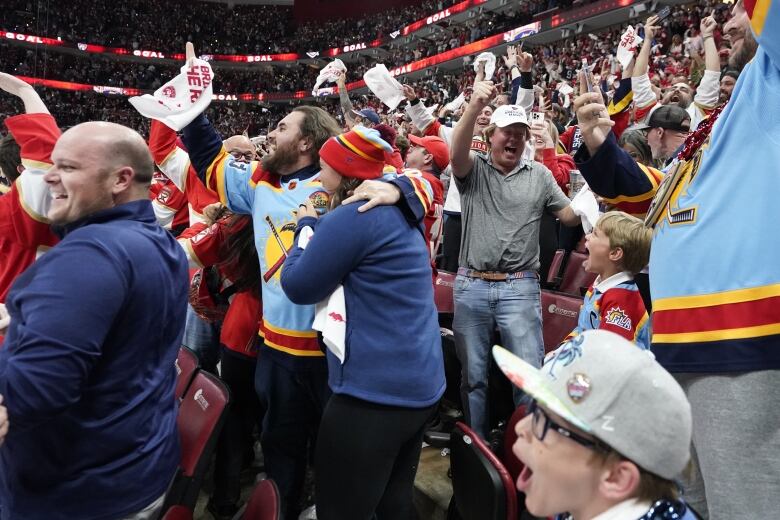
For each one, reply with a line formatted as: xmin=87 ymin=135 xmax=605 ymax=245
xmin=653 ymin=323 xmax=780 ymax=343
xmin=750 ymin=0 xmax=771 ymax=36
xmin=653 ymin=283 xmax=780 ymax=311
xmin=601 ymin=163 xmax=661 ymax=204
xmin=262 ymin=318 xmax=319 ymax=339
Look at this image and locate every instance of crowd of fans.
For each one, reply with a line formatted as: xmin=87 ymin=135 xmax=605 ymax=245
xmin=2 ymin=1 xmax=777 ymax=520
xmin=4 ymin=0 xmax=596 ymax=56
xmin=2 ymin=1 xmax=727 ymax=103
xmin=0 ymin=1 xmax=733 ymax=141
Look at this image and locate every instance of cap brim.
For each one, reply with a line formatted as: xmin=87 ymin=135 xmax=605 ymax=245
xmin=492 ymin=345 xmax=592 ymax=433
xmin=407 ymin=135 xmax=425 ymax=146
xmin=493 ymin=120 xmax=529 ymax=128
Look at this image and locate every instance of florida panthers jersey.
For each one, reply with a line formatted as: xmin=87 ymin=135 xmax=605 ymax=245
xmin=0 ymin=114 xmax=60 ymax=303
xmin=564 ymin=272 xmax=650 ymax=350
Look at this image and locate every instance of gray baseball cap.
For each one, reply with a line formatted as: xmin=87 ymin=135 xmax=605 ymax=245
xmin=492 ymin=330 xmax=692 ymax=480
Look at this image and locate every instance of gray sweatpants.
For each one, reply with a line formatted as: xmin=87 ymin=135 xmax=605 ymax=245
xmin=675 ymin=370 xmax=780 ymax=519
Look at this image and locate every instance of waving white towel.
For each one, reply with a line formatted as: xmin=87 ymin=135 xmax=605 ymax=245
xmin=312 ymin=59 xmax=347 ymax=96
xmin=363 ymin=64 xmax=405 ymax=110
xmin=473 ymin=52 xmax=497 ymax=81
xmin=129 ymin=58 xmax=214 ymax=131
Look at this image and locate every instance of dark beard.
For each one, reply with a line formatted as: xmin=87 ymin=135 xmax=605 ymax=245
xmin=261 ymin=142 xmax=300 ymax=175
xmin=729 ymin=31 xmax=758 ymax=72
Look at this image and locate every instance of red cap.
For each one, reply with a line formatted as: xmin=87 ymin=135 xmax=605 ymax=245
xmin=318 ymin=127 xmax=392 ymax=181
xmin=408 ymin=135 xmax=450 ymax=171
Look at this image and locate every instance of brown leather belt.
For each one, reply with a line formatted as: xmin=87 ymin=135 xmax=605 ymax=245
xmin=457 ymin=268 xmax=539 ymax=281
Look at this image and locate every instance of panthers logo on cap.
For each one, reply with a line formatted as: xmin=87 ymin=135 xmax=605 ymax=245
xmin=567 ymin=373 xmax=592 ymax=403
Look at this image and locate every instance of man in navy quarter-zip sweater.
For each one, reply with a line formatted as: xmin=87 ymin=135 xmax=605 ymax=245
xmin=0 ymin=121 xmax=188 ymax=520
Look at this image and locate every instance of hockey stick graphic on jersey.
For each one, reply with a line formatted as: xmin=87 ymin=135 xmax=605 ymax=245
xmin=263 ymin=215 xmax=290 ymax=282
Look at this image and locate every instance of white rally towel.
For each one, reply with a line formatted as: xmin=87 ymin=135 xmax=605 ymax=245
xmin=0 ymin=302 xmax=9 ymax=333
xmin=444 ymin=92 xmax=466 ymax=112
xmin=617 ymin=25 xmax=643 ymax=70
xmin=129 ymin=58 xmax=214 ymax=131
xmin=473 ymin=52 xmax=497 ymax=81
xmin=570 ymin=184 xmax=601 ymax=234
xmin=312 ymin=59 xmax=347 ymax=96
xmin=298 ymin=226 xmax=347 ymax=363
xmin=363 ymin=64 xmax=405 ymax=110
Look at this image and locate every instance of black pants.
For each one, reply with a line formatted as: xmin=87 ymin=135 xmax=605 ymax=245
xmin=440 ymin=214 xmax=462 ymax=273
xmin=212 ymin=348 xmax=263 ymax=508
xmin=315 ymin=394 xmax=437 ymax=520
xmin=255 ymin=355 xmax=330 ymax=520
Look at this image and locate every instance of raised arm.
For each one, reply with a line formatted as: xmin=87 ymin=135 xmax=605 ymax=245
xmin=0 ymin=73 xmax=49 ymax=115
xmin=631 ymin=16 xmax=661 ymax=116
xmin=451 ymin=80 xmax=496 ymax=179
xmin=336 ymin=71 xmax=356 ymax=129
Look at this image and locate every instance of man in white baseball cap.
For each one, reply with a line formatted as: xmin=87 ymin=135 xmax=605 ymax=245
xmin=493 ymin=329 xmax=699 ymax=520
xmin=448 ymin=79 xmax=582 ymax=439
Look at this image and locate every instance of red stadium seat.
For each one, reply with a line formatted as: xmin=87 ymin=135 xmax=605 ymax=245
xmin=236 ymin=479 xmax=282 ymax=520
xmin=545 ymin=249 xmax=566 ymax=287
xmin=174 ymin=346 xmax=199 ymax=401
xmin=540 ymin=290 xmax=583 ymax=354
xmin=164 ymin=370 xmax=230 ymax=511
xmin=502 ymin=405 xmax=529 ymax=485
xmin=449 ymin=422 xmax=517 ymax=520
xmin=558 ymin=252 xmax=597 ymax=297
xmin=434 ymin=270 xmax=456 ymax=315
xmin=160 ymin=505 xmax=193 ymax=520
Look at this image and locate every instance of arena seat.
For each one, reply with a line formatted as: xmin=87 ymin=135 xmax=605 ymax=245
xmin=434 ymin=270 xmax=456 ymax=315
xmin=540 ymin=290 xmax=582 ymax=354
xmin=164 ymin=370 xmax=230 ymax=511
xmin=160 ymin=505 xmax=193 ymax=520
xmin=502 ymin=405 xmax=529 ymax=485
xmin=235 ymin=478 xmax=282 ymax=520
xmin=558 ymin=252 xmax=597 ymax=297
xmin=174 ymin=346 xmax=199 ymax=401
xmin=449 ymin=422 xmax=517 ymax=520
xmin=545 ymin=249 xmax=566 ymax=287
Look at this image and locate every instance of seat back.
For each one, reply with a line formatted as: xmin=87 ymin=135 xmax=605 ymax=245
xmin=502 ymin=405 xmax=529 ymax=484
xmin=450 ymin=422 xmax=517 ymax=520
xmin=165 ymin=370 xmax=230 ymax=510
xmin=558 ymin=252 xmax=596 ymax=296
xmin=174 ymin=346 xmax=199 ymax=400
xmin=434 ymin=270 xmax=456 ymax=315
xmin=545 ymin=249 xmax=565 ymax=287
xmin=240 ymin=479 xmax=282 ymax=520
xmin=540 ymin=291 xmax=582 ymax=354
xmin=160 ymin=505 xmax=193 ymax=520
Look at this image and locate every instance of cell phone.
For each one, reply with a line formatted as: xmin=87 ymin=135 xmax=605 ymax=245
xmin=581 ymin=59 xmax=594 ymax=92
xmin=655 ymin=6 xmax=672 ymax=23
xmin=531 ymin=111 xmax=545 ymax=125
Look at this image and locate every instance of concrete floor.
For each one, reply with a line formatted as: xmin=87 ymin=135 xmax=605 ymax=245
xmin=192 ymin=446 xmax=452 ymax=520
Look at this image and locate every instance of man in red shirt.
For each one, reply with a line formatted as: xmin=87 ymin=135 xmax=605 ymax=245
xmin=404 ymin=135 xmax=447 ymax=269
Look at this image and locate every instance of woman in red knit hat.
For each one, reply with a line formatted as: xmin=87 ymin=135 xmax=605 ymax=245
xmin=281 ymin=126 xmax=445 ymax=520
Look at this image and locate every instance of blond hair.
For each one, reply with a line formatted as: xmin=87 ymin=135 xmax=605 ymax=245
xmin=595 ymin=211 xmax=652 ymax=275
xmin=589 ymin=449 xmax=680 ymax=502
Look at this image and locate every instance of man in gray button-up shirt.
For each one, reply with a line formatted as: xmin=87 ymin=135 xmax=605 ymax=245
xmin=449 ymin=79 xmax=580 ymax=438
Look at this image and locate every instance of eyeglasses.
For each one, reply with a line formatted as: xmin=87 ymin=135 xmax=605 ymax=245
xmin=529 ymin=400 xmax=609 ymax=452
xmin=229 ymin=151 xmax=255 ymax=162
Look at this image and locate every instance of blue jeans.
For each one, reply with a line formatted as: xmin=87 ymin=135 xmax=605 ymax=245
xmin=182 ymin=303 xmax=221 ymax=374
xmin=453 ymin=275 xmax=544 ymax=439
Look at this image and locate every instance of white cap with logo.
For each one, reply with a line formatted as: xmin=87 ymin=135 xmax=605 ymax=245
xmin=492 ymin=329 xmax=692 ymax=480
xmin=489 ymin=104 xmax=530 ymax=128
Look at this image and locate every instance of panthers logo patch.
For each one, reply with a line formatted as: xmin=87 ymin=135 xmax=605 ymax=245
xmin=604 ymin=307 xmax=632 ymax=331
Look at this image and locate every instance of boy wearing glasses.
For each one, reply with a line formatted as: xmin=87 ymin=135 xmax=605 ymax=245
xmin=494 ymin=330 xmax=698 ymax=520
